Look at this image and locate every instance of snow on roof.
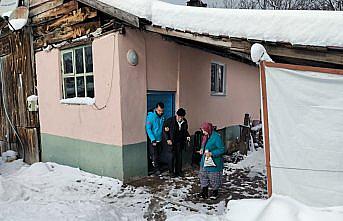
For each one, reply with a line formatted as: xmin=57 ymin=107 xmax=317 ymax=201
xmin=97 ymin=0 xmax=343 ymax=48
xmin=97 ymin=0 xmax=152 ymax=19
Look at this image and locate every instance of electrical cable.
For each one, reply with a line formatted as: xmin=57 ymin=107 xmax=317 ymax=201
xmin=92 ymin=34 xmax=116 ymax=111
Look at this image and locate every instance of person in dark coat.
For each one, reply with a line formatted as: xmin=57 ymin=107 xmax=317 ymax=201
xmin=163 ymin=108 xmax=191 ymax=177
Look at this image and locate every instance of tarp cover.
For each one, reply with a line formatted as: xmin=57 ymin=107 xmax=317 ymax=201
xmin=264 ymin=65 xmax=343 ymax=207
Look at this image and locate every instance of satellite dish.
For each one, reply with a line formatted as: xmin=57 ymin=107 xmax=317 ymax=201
xmin=0 ymin=0 xmax=19 ymax=17
xmin=8 ymin=6 xmax=28 ymax=31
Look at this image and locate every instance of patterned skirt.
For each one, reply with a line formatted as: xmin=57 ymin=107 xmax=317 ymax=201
xmin=199 ymin=169 xmax=223 ymax=190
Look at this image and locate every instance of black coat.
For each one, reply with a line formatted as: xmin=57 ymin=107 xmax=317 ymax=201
xmin=163 ymin=116 xmax=190 ymax=145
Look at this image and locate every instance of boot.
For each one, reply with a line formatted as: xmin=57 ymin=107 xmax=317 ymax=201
xmin=200 ymin=186 xmax=208 ymax=199
xmin=210 ymin=190 xmax=219 ymax=200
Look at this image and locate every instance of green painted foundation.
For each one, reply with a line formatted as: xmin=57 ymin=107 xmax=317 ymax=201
xmin=41 ymin=133 xmax=148 ymax=181
xmin=41 ymin=126 xmax=239 ymax=181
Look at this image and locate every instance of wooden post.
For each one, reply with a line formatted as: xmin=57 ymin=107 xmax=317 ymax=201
xmin=260 ymin=61 xmax=273 ymax=197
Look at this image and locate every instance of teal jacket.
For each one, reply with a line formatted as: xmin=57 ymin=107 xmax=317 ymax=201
xmin=146 ymin=111 xmax=165 ymax=142
xmin=200 ymin=131 xmax=225 ymax=172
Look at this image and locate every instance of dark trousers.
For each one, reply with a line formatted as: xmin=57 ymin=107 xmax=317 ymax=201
xmin=149 ymin=142 xmax=162 ymax=170
xmin=169 ymin=143 xmax=183 ymax=175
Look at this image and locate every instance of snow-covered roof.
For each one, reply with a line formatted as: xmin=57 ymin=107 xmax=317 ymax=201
xmin=97 ymin=0 xmax=343 ymax=48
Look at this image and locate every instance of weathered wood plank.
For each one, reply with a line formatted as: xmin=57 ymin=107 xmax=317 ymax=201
xmin=29 ymin=0 xmax=54 ymax=8
xmin=34 ymin=20 xmax=100 ymax=48
xmin=77 ymin=0 xmax=140 ymax=27
xmin=33 ymin=7 xmax=97 ymax=35
xmin=0 ymin=28 xmax=40 ymax=162
xmin=145 ymin=25 xmax=232 ymax=48
xmin=29 ymin=0 xmax=64 ymax=17
xmin=266 ymin=45 xmax=343 ymax=65
xmin=0 ymin=35 xmax=11 ymax=56
xmin=18 ymin=127 xmax=40 ymax=164
xmin=31 ymin=0 xmax=79 ymax=25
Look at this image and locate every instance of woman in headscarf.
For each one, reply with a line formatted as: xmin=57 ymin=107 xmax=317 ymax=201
xmin=198 ymin=122 xmax=225 ymax=199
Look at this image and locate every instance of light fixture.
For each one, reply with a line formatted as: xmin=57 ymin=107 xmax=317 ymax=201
xmin=127 ymin=49 xmax=138 ymax=66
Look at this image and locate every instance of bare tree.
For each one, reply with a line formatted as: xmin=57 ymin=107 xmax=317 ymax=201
xmin=223 ymin=0 xmax=239 ymax=8
xmin=211 ymin=0 xmax=343 ymax=10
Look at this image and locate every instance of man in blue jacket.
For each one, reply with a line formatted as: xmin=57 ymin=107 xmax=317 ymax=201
xmin=146 ymin=102 xmax=165 ymax=175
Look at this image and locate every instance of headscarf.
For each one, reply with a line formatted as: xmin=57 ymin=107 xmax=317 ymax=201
xmin=201 ymin=122 xmax=213 ymax=148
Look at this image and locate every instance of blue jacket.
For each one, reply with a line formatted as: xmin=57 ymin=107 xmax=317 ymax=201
xmin=200 ymin=131 xmax=225 ymax=172
xmin=146 ymin=111 xmax=165 ymax=143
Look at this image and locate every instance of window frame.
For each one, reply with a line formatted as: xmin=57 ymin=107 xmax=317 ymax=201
xmin=60 ymin=45 xmax=94 ymax=99
xmin=210 ymin=61 xmax=227 ymax=96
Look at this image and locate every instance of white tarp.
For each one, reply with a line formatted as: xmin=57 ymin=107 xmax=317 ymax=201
xmin=264 ymin=65 xmax=343 ymax=207
xmin=0 ymin=0 xmax=18 ymax=17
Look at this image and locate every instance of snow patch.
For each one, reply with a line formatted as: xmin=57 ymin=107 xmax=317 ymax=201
xmin=226 ymin=195 xmax=343 ymax=221
xmin=60 ymin=97 xmax=95 ymax=105
xmin=0 ymin=161 xmax=130 ymax=220
xmin=1 ymin=150 xmax=17 ymax=162
xmin=226 ymin=148 xmax=266 ymax=175
xmin=26 ymin=95 xmax=38 ymax=102
xmin=251 ymin=124 xmax=262 ymax=131
xmin=98 ymin=0 xmax=153 ymax=19
xmin=251 ymin=43 xmax=273 ymax=64
xmin=169 ymin=195 xmax=343 ymax=221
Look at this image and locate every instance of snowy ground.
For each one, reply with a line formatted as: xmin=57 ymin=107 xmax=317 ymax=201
xmin=0 ymin=159 xmax=148 ymax=220
xmin=2 ymin=148 xmax=341 ymax=221
xmin=0 ymin=148 xmax=267 ymax=220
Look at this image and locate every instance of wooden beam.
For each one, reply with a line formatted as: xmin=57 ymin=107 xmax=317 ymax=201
xmin=146 ymin=25 xmax=343 ymax=65
xmin=265 ymin=61 xmax=343 ymax=75
xmin=260 ymin=61 xmax=273 ymax=197
xmin=145 ymin=25 xmax=232 ymax=48
xmin=266 ymin=45 xmax=343 ymax=65
xmin=31 ymin=0 xmax=78 ymax=25
xmin=77 ymin=0 xmax=140 ymax=27
xmin=29 ymin=0 xmax=64 ymax=17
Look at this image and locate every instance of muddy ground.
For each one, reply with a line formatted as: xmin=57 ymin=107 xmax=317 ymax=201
xmin=122 ymin=155 xmax=267 ymax=221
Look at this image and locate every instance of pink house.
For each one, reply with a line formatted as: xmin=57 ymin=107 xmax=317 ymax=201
xmin=34 ymin=1 xmax=260 ymax=181
xmin=33 ymin=0 xmax=341 ymax=181
xmin=36 ymin=30 xmax=260 ymax=180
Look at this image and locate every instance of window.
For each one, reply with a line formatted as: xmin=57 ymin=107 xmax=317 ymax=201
xmin=211 ymin=62 xmax=226 ymax=95
xmin=61 ymin=45 xmax=94 ymax=99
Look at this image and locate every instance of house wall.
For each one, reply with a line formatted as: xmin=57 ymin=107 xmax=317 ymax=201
xmin=118 ymin=29 xmax=260 ymax=171
xmin=36 ymin=33 xmax=132 ymax=180
xmin=118 ymin=29 xmax=148 ymax=146
xmin=119 ymin=28 xmax=260 ymax=145
xmin=145 ymin=33 xmax=179 ymax=92
xmin=36 ymin=28 xmax=260 ymax=181
xmin=178 ymin=47 xmax=261 ymax=133
xmin=142 ymin=31 xmax=260 ymax=134
xmin=117 ymin=29 xmax=149 ymax=180
xmin=36 ymin=33 xmax=123 ymax=146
